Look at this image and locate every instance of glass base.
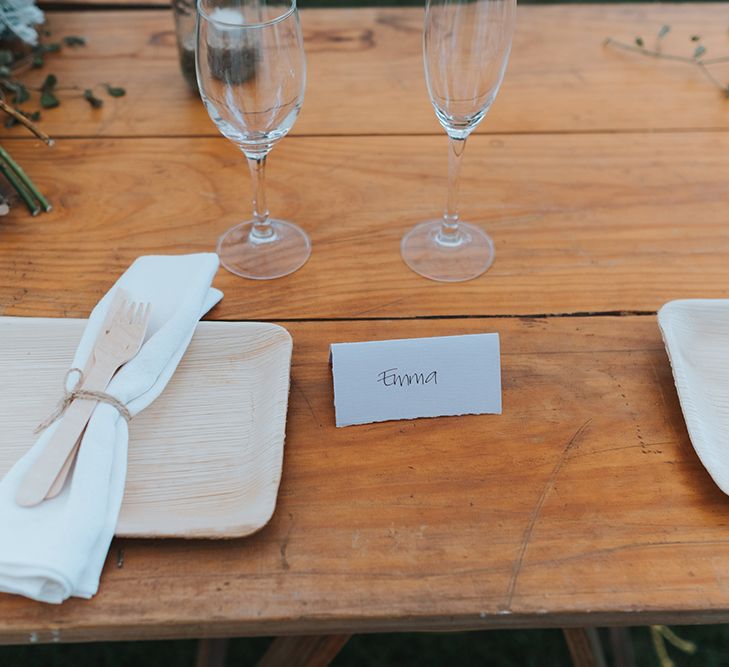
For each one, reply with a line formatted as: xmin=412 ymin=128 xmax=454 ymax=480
xmin=217 ymin=219 xmax=311 ymax=280
xmin=401 ymin=220 xmax=495 ymax=282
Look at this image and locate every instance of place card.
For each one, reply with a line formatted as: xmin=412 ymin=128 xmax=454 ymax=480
xmin=330 ymin=333 xmax=501 ymax=427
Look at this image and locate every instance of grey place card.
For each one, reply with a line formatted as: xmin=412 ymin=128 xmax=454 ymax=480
xmin=330 ymin=333 xmax=502 ymax=427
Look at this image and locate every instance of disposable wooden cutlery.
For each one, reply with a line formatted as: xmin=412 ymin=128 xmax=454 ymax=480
xmin=46 ymin=289 xmax=128 ymax=500
xmin=16 ymin=297 xmax=151 ymax=507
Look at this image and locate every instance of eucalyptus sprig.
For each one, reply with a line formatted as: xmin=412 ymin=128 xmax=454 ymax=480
xmin=1 ymin=35 xmax=127 ymax=121
xmin=605 ymin=25 xmax=729 ymax=97
xmin=0 ymin=31 xmax=127 ymax=215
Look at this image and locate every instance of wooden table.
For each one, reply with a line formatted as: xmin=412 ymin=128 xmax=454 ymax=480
xmin=3 ymin=2 xmax=729 ymax=665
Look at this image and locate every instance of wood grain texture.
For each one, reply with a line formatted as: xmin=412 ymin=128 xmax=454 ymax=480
xmin=563 ymin=628 xmax=608 ymax=667
xmin=9 ymin=5 xmax=729 ymax=139
xmin=1 ymin=132 xmax=729 ymax=320
xmin=2 ymin=315 xmax=729 ymax=642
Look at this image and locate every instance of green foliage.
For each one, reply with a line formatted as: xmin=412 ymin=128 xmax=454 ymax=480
xmin=39 ymin=91 xmax=58 ymax=109
xmin=606 ymin=25 xmax=729 ymax=97
xmin=39 ymin=73 xmax=58 ymax=109
xmin=3 ymin=109 xmax=40 ymax=129
xmin=3 ymin=626 xmax=729 ymax=667
xmin=104 ymin=83 xmax=126 ymax=97
xmin=0 ymin=34 xmax=125 ymax=121
xmin=12 ymin=85 xmax=30 ymax=105
xmin=83 ymin=88 xmax=103 ymax=108
xmin=62 ymin=35 xmax=86 ymax=47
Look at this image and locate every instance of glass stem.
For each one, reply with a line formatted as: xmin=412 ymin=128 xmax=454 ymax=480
xmin=438 ymin=135 xmax=467 ymax=246
xmin=247 ymin=154 xmax=275 ymax=243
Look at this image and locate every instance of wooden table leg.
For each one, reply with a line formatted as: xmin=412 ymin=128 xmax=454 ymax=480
xmin=609 ymin=627 xmax=636 ymax=667
xmin=562 ymin=628 xmax=608 ymax=667
xmin=256 ymin=634 xmax=352 ymax=667
xmin=195 ymin=638 xmax=230 ymax=667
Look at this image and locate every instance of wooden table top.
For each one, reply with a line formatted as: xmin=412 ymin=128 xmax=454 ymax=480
xmin=3 ymin=2 xmax=729 ymax=644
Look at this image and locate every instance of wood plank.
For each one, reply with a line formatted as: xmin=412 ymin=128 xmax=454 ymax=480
xmin=257 ymin=635 xmax=351 ymax=667
xmin=8 ymin=5 xmax=729 ymax=138
xmin=563 ymin=628 xmax=608 ymax=667
xmin=2 ymin=132 xmax=729 ymax=320
xmin=195 ymin=638 xmax=229 ymax=667
xmin=2 ymin=315 xmax=729 ymax=642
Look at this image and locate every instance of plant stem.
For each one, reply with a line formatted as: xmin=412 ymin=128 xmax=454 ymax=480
xmin=0 ymin=145 xmax=51 ymax=211
xmin=604 ymin=37 xmax=728 ymax=94
xmin=604 ymin=38 xmax=696 ymax=64
xmin=696 ymin=61 xmax=725 ymax=91
xmin=0 ymin=99 xmax=54 ymax=145
xmin=0 ymin=158 xmax=41 ymax=215
xmin=701 ymin=55 xmax=729 ymax=65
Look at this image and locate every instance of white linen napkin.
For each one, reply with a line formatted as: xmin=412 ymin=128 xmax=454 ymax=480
xmin=0 ymin=253 xmax=222 ymax=603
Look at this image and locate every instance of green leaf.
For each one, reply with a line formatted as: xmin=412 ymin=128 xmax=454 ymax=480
xmin=0 ymin=50 xmax=14 ymax=66
xmin=12 ymin=85 xmax=30 ymax=105
xmin=31 ymin=54 xmax=43 ymax=68
xmin=40 ymin=90 xmax=60 ymax=109
xmin=41 ymin=74 xmax=57 ymax=92
xmin=103 ymin=83 xmax=126 ymax=97
xmin=62 ymin=35 xmax=86 ymax=47
xmin=691 ymin=35 xmax=701 ymax=42
xmin=43 ymin=42 xmax=61 ymax=53
xmin=2 ymin=108 xmax=39 ymax=128
xmin=635 ymin=36 xmax=644 ymax=47
xmin=0 ymin=66 xmax=10 ymax=78
xmin=658 ymin=25 xmax=671 ymax=39
xmin=694 ymin=44 xmax=706 ymax=59
xmin=83 ymin=89 xmax=103 ymax=109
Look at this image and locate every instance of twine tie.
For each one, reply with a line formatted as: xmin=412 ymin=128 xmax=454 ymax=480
xmin=35 ymin=368 xmax=131 ymax=434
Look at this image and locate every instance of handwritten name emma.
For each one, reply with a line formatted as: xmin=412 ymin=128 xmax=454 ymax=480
xmin=377 ymin=368 xmax=438 ymax=387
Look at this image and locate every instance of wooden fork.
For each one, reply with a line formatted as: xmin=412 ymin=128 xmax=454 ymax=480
xmin=16 ymin=298 xmax=151 ymax=508
xmin=46 ymin=289 xmax=128 ymax=500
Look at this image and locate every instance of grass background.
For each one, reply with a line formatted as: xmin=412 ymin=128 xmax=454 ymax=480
xmin=3 ymin=0 xmax=727 ymax=665
xmin=4 ymin=626 xmax=729 ymax=666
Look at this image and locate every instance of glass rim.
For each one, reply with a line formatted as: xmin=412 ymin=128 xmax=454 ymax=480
xmin=196 ymin=0 xmax=297 ymax=28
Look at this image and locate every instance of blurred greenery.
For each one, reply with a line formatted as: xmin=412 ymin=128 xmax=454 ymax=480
xmin=4 ymin=626 xmax=729 ymax=666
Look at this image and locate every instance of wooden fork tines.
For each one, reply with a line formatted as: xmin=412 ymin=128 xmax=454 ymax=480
xmin=16 ymin=298 xmax=151 ymax=508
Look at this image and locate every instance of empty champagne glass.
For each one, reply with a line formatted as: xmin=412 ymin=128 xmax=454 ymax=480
xmin=401 ymin=0 xmax=516 ymax=282
xmin=196 ymin=0 xmax=308 ymax=279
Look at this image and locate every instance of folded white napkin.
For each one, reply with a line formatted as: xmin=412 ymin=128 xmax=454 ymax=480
xmin=0 ymin=254 xmax=222 ymax=603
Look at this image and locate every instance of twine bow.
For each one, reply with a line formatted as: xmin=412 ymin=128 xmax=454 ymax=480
xmin=35 ymin=368 xmax=132 ymax=434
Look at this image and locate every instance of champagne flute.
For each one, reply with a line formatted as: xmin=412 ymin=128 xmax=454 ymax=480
xmin=196 ymin=0 xmax=309 ymax=279
xmin=401 ymin=0 xmax=516 ymax=282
